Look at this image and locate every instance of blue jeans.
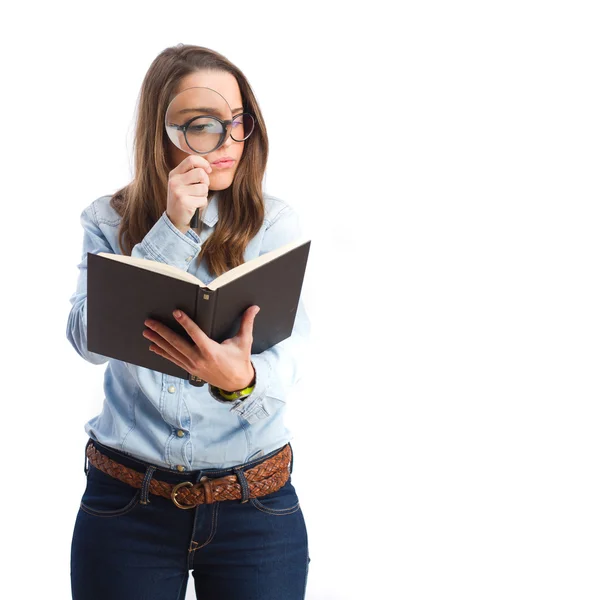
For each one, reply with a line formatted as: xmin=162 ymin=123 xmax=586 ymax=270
xmin=70 ymin=438 xmax=310 ymax=599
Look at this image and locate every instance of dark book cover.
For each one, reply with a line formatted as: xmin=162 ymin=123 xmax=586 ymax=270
xmin=86 ymin=240 xmax=310 ymax=382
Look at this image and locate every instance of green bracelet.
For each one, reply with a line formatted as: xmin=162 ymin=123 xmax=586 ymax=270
xmin=217 ymin=364 xmax=257 ymax=400
xmin=217 ymin=382 xmax=255 ymax=401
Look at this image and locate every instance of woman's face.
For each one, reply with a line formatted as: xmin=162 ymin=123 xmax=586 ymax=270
xmin=167 ymin=70 xmax=246 ymax=191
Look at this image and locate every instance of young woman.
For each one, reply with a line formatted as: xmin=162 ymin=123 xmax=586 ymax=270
xmin=67 ymin=44 xmax=311 ymax=600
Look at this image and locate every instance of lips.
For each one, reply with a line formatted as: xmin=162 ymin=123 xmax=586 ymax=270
xmin=212 ymin=157 xmax=234 ymax=165
xmin=211 ymin=160 xmax=235 ymax=169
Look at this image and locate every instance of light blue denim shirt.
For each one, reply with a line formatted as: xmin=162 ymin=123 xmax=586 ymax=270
xmin=66 ymin=191 xmax=310 ymax=470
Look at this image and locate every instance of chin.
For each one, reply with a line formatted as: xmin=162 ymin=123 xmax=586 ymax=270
xmin=210 ymin=174 xmax=236 ymax=191
xmin=211 ymin=184 xmax=234 ymax=192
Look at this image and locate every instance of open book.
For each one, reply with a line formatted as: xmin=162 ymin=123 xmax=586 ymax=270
xmin=86 ymin=238 xmax=311 ymax=384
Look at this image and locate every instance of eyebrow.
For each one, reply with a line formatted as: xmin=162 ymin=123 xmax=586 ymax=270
xmin=177 ymin=106 xmax=245 ymax=116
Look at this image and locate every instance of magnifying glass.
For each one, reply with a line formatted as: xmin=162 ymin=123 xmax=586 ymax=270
xmin=164 ymin=86 xmax=254 ymax=229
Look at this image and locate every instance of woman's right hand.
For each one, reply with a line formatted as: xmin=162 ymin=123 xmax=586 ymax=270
xmin=166 ymin=155 xmax=213 ymax=231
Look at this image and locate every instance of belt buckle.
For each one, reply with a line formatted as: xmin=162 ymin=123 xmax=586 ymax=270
xmin=171 ymin=481 xmax=195 ymax=509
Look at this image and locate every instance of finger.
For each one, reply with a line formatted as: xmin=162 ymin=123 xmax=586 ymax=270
xmin=173 ymin=310 xmax=213 ymax=351
xmin=186 ymin=185 xmax=210 ymax=203
xmin=173 ymin=154 xmax=213 ymax=177
xmin=144 ymin=322 xmax=197 ymax=368
xmin=150 ymin=344 xmax=193 ymax=374
xmin=146 ymin=332 xmax=196 ymax=372
xmin=180 ymin=166 xmax=211 ymax=187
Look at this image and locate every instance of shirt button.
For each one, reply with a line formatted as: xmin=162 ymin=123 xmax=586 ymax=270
xmin=185 ymin=255 xmax=193 ymax=262
xmin=176 ymin=465 xmax=185 ymax=472
xmin=176 ymin=429 xmax=185 ymax=437
xmin=168 ymin=385 xmax=176 ymax=393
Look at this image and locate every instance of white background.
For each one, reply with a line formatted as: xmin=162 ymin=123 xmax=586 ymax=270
xmin=1 ymin=1 xmax=597 ymax=598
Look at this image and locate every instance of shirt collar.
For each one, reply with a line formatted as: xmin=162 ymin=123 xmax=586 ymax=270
xmin=201 ymin=191 xmax=219 ymax=227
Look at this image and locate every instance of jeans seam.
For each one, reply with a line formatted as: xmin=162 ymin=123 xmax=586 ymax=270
xmin=196 ymin=503 xmax=219 ymax=549
xmin=176 ymin=574 xmax=188 ymax=600
xmin=302 ymin=551 xmax=310 ymax=599
xmin=187 ymin=503 xmax=220 ymax=568
xmin=79 ymin=492 xmax=141 ymax=518
xmin=249 ymin=498 xmax=301 ymax=515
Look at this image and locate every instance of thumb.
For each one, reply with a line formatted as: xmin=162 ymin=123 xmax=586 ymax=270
xmin=238 ymin=305 xmax=260 ymax=342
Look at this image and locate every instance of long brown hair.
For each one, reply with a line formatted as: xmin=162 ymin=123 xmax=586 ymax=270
xmin=110 ymin=44 xmax=268 ymax=277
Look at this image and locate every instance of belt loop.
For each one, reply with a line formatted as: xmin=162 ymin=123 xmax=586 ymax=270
xmin=233 ymin=467 xmax=251 ymax=503
xmin=289 ymin=442 xmax=294 ymax=474
xmin=139 ymin=465 xmax=156 ymax=504
xmin=84 ymin=439 xmax=92 ymax=476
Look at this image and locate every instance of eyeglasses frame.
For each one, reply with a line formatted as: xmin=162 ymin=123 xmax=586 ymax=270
xmin=166 ymin=112 xmax=255 ymax=154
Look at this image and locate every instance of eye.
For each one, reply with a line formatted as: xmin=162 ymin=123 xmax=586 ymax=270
xmin=189 ymin=123 xmax=213 ymax=133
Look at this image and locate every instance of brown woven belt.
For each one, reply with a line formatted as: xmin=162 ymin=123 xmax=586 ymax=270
xmin=86 ymin=443 xmax=292 ymax=509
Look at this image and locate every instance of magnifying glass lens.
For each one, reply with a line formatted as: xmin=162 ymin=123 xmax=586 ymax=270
xmin=186 ymin=116 xmax=225 ymax=153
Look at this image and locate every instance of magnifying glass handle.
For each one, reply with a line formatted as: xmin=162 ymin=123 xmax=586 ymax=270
xmin=190 ymin=208 xmax=199 ymax=229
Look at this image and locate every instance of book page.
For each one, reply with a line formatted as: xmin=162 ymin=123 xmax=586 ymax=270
xmin=97 ymin=253 xmax=206 ymax=286
xmin=208 ymin=237 xmax=309 ymax=290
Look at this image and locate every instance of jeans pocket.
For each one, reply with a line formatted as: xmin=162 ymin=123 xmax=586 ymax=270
xmin=80 ymin=464 xmax=141 ymax=518
xmin=249 ymin=477 xmax=301 ymax=516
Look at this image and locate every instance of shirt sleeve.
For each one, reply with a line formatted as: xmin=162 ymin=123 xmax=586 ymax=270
xmin=66 ymin=204 xmax=202 ymax=365
xmin=131 ymin=210 xmax=202 ymax=269
xmin=208 ymin=205 xmax=311 ymax=424
xmin=65 ymin=203 xmax=113 ymax=364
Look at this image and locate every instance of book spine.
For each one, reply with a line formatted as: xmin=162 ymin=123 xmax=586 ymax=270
xmin=188 ymin=286 xmax=217 ymax=387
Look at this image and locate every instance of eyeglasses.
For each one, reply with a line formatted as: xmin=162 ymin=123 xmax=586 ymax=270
xmin=165 ymin=112 xmax=255 ymax=154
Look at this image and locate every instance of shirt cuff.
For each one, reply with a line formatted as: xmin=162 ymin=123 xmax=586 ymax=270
xmin=137 ymin=211 xmax=201 ymax=270
xmin=207 ymin=358 xmax=272 ymax=423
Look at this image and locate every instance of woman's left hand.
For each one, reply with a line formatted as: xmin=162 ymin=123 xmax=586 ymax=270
xmin=142 ymin=306 xmax=260 ymax=392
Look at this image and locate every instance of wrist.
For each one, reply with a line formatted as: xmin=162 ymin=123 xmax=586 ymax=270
xmin=221 ymin=362 xmax=256 ymax=394
xmin=166 ymin=211 xmax=190 ymax=234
